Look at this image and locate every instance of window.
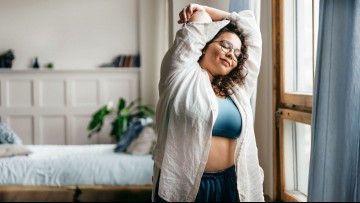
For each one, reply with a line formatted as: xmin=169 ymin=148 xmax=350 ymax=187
xmin=278 ymin=109 xmax=311 ymax=202
xmin=273 ymin=0 xmax=319 ymax=201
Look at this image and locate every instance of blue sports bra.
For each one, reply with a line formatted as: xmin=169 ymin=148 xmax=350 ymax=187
xmin=212 ymin=97 xmax=242 ymax=139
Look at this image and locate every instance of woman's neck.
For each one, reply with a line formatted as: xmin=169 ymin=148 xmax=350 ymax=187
xmin=207 ymin=71 xmax=215 ymax=83
xmin=199 ymin=59 xmax=215 ymax=83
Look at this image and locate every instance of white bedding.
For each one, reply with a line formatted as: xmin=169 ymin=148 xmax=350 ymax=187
xmin=0 ymin=144 xmax=153 ymax=186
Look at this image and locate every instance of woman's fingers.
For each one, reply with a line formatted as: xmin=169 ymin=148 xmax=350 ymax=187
xmin=177 ymin=6 xmax=187 ymax=23
xmin=183 ymin=6 xmax=188 ymax=21
xmin=177 ymin=4 xmax=205 ymax=24
xmin=185 ymin=4 xmax=193 ymax=22
xmin=191 ymin=4 xmax=205 ymax=12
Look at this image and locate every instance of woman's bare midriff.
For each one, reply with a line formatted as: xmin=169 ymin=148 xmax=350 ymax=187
xmin=204 ymin=135 xmax=237 ymax=172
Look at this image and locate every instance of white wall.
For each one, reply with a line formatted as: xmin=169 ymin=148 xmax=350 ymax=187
xmin=0 ymin=0 xmax=142 ymax=144
xmin=0 ymin=0 xmax=138 ymax=69
xmin=139 ymin=0 xmax=168 ymax=107
xmin=255 ymin=0 xmax=273 ymax=200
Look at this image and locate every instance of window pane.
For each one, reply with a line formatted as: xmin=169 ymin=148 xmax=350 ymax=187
xmin=284 ymin=0 xmax=315 ymax=93
xmin=283 ymin=120 xmax=311 ymax=196
xmin=283 ymin=0 xmax=296 ymax=92
xmin=314 ymin=0 xmax=320 ymax=74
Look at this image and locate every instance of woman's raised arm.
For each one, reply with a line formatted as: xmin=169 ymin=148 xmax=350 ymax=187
xmin=178 ymin=4 xmax=231 ymax=24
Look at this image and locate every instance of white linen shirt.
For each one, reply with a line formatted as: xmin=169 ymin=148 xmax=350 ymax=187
xmin=152 ymin=10 xmax=264 ymax=202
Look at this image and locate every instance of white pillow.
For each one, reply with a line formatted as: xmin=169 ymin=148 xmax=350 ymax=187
xmin=0 ymin=144 xmax=32 ymax=158
xmin=126 ymin=127 xmax=157 ymax=155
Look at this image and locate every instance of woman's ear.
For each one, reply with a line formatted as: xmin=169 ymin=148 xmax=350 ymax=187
xmin=202 ymin=47 xmax=207 ymax=54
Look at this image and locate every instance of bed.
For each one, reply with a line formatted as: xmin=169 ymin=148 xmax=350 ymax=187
xmin=0 ymin=144 xmax=153 ymax=202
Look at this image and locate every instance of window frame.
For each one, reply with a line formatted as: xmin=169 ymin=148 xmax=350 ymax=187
xmin=279 ymin=109 xmax=311 ymax=202
xmin=278 ymin=0 xmax=314 ymax=108
xmin=272 ymin=0 xmax=316 ymax=201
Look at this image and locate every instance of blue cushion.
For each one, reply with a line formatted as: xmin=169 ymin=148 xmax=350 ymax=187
xmin=114 ymin=118 xmax=153 ymax=153
xmin=0 ymin=122 xmax=22 ymax=145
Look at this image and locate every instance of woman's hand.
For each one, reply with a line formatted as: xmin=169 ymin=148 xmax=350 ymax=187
xmin=177 ymin=4 xmax=206 ymax=24
xmin=177 ymin=4 xmax=230 ymax=24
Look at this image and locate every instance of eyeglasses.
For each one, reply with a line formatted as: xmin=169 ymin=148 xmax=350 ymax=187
xmin=212 ymin=40 xmax=242 ymax=63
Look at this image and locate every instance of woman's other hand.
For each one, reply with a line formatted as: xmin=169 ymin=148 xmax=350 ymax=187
xmin=177 ymin=3 xmax=206 ymax=24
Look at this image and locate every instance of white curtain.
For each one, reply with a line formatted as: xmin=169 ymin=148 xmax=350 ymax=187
xmin=229 ymin=0 xmax=261 ymax=118
xmin=139 ymin=0 xmax=169 ymax=107
xmin=229 ymin=0 xmax=261 ymax=24
xmin=308 ymin=0 xmax=360 ymax=201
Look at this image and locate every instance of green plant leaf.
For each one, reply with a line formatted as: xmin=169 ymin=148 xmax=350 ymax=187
xmin=110 ymin=118 xmax=120 ymax=139
xmin=136 ymin=105 xmax=155 ymax=118
xmin=96 ymin=120 xmax=103 ymax=132
xmin=127 ymin=98 xmax=141 ymax=112
xmin=88 ymin=97 xmax=155 ymax=141
xmin=127 ymin=98 xmax=137 ymax=109
xmin=117 ymin=98 xmax=126 ymax=115
xmin=119 ymin=117 xmax=127 ymax=137
xmin=120 ymin=108 xmax=129 ymax=116
xmin=87 ymin=106 xmax=111 ymax=131
xmin=111 ymin=116 xmax=128 ymax=141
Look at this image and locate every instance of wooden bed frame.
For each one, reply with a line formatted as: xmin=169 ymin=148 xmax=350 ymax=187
xmin=0 ymin=185 xmax=152 ymax=202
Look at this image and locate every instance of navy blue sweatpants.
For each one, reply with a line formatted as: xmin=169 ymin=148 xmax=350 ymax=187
xmin=155 ymin=165 xmax=239 ymax=202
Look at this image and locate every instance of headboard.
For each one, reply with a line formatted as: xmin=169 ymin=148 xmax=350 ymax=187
xmin=0 ymin=69 xmax=140 ymax=145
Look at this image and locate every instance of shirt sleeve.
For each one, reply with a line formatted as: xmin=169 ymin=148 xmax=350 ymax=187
xmin=159 ymin=20 xmax=229 ymax=87
xmin=228 ymin=10 xmax=262 ymax=97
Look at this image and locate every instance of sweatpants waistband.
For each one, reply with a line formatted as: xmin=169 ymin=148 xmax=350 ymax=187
xmin=202 ymin=165 xmax=236 ymax=177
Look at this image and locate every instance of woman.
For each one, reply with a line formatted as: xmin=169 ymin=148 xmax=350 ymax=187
xmin=152 ymin=3 xmax=264 ymax=202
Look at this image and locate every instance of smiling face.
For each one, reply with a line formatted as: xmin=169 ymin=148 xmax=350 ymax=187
xmin=199 ymin=32 xmax=242 ymax=82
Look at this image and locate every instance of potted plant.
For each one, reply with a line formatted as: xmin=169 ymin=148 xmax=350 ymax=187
xmin=0 ymin=50 xmax=15 ymax=68
xmin=87 ymin=98 xmax=155 ymax=142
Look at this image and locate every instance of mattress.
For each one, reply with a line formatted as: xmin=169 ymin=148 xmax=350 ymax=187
xmin=0 ymin=144 xmax=153 ymax=186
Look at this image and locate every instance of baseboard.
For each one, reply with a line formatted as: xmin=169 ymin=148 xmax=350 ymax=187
xmin=265 ymin=194 xmax=273 ymax=202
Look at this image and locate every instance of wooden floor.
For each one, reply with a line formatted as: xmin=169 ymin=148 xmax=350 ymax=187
xmin=0 ymin=186 xmax=152 ymax=202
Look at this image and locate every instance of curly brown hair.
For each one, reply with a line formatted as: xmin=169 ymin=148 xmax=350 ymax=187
xmin=200 ymin=22 xmax=249 ymax=97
